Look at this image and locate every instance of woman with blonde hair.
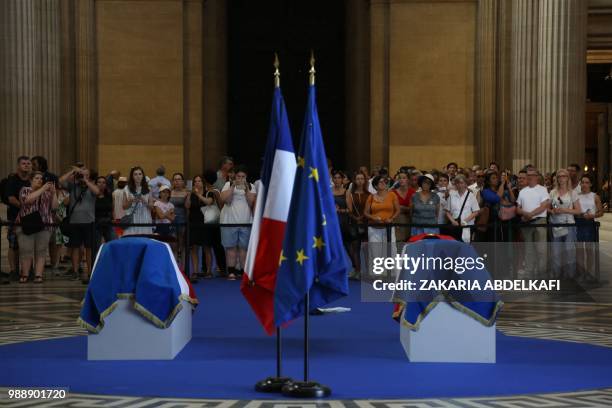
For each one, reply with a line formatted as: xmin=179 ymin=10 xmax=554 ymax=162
xmin=549 ymin=168 xmax=582 ymax=278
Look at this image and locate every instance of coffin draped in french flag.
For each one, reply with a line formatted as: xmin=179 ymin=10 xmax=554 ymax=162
xmin=241 ymin=85 xmax=296 ymax=335
xmin=78 ymin=237 xmax=198 ymax=333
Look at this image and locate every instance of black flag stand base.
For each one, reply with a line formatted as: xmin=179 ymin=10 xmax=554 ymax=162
xmin=255 ymin=327 xmax=294 ymax=393
xmin=281 ymin=292 xmax=332 ymax=398
xmin=255 ymin=376 xmax=294 ymax=393
xmin=281 ymin=381 xmax=331 ymax=398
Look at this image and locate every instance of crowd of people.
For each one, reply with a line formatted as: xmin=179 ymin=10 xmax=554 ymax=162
xmin=0 ymin=155 xmax=606 ymax=285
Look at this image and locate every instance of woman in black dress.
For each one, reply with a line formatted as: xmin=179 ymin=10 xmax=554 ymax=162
xmin=188 ymin=171 xmax=227 ymax=280
xmin=188 ymin=175 xmax=205 ymax=281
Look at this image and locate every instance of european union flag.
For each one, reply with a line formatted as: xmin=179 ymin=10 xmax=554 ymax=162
xmin=274 ymin=83 xmax=350 ymax=327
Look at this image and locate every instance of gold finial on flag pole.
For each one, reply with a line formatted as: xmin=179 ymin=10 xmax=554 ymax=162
xmin=309 ymin=50 xmax=316 ymax=86
xmin=274 ymin=52 xmax=280 ymax=88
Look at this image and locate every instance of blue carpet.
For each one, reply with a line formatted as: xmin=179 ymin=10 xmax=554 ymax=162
xmin=2 ymin=280 xmax=612 ymax=399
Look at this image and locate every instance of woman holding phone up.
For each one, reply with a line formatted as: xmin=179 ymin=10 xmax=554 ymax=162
xmin=16 ymin=172 xmax=59 ymax=283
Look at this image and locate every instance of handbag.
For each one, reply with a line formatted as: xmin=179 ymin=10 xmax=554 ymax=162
xmin=21 ymin=211 xmax=44 ymax=235
xmin=201 ymin=190 xmax=220 ymax=224
xmin=120 ymin=211 xmax=134 ymax=225
xmin=201 ymin=204 xmax=220 ymax=224
xmin=498 ymin=205 xmax=517 ymax=221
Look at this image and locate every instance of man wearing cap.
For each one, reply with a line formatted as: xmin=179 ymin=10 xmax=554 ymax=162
xmin=148 ymin=165 xmax=171 ymax=199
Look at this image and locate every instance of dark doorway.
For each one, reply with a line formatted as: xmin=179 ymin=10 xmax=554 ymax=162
xmin=227 ymin=0 xmax=346 ymax=179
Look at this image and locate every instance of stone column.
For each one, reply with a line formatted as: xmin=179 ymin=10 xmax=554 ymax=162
xmin=0 ymin=0 xmax=61 ymax=177
xmin=59 ymin=0 xmax=77 ymax=172
xmin=495 ymin=0 xmax=514 ymax=169
xmin=369 ymin=0 xmax=390 ymax=170
xmin=39 ymin=0 xmax=62 ymax=173
xmin=511 ymin=0 xmax=539 ymax=173
xmin=536 ymin=0 xmax=587 ymax=173
xmin=475 ymin=0 xmax=497 ymax=166
xmin=345 ymin=0 xmax=370 ymax=172
xmin=202 ymin=0 xmax=227 ymax=169
xmin=75 ymin=0 xmax=98 ymax=170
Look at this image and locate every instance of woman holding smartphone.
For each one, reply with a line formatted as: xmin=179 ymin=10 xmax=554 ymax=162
xmin=219 ymin=165 xmax=256 ymax=280
xmin=123 ymin=166 xmax=154 ymax=236
xmin=16 ymin=172 xmax=59 ymax=283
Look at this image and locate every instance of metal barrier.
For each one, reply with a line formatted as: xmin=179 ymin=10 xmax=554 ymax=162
xmin=0 ymin=218 xmax=602 ymax=281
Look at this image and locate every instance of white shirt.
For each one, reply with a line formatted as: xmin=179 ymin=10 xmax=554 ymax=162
xmin=446 ymin=190 xmax=480 ymax=224
xmin=220 ymin=182 xmax=255 ymax=224
xmin=517 ymin=185 xmax=550 ymax=218
xmin=112 ymin=187 xmax=126 ymax=220
xmin=550 ymin=189 xmax=579 ymax=225
xmin=367 ymin=178 xmax=377 ymax=195
xmin=148 ymin=176 xmax=171 ymax=199
xmin=577 ymin=192 xmax=596 ymax=215
xmin=446 ymin=189 xmax=479 ymax=243
xmin=154 ymin=200 xmax=174 ymax=224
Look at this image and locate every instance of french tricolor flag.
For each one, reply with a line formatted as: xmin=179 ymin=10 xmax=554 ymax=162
xmin=241 ymin=85 xmax=296 ymax=335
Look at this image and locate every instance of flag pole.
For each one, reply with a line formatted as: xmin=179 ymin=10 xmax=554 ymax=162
xmin=254 ymin=53 xmax=294 ymax=394
xmin=281 ymin=50 xmax=331 ymax=399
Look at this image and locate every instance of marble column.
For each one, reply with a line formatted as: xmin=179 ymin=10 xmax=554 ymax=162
xmin=511 ymin=0 xmax=539 ymax=173
xmin=345 ymin=0 xmax=370 ymax=172
xmin=59 ymin=0 xmax=77 ymax=172
xmin=75 ymin=0 xmax=98 ymax=170
xmin=0 ymin=0 xmax=61 ymax=177
xmin=39 ymin=0 xmax=62 ymax=173
xmin=184 ymin=0 xmax=204 ymax=179
xmin=495 ymin=0 xmax=514 ymax=169
xmin=536 ymin=0 xmax=587 ymax=173
xmin=369 ymin=0 xmax=390 ymax=170
xmin=475 ymin=0 xmax=497 ymax=166
xmin=202 ymin=0 xmax=227 ymax=169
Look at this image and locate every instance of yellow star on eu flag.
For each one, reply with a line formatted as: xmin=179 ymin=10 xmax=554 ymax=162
xmin=309 ymin=167 xmax=319 ymax=182
xmin=312 ymin=236 xmax=325 ymax=250
xmin=297 ymin=156 xmax=305 ymax=168
xmin=279 ymin=250 xmax=287 ymax=266
xmin=296 ymin=249 xmax=309 ymax=266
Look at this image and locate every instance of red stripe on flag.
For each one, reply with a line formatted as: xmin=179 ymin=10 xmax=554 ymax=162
xmin=240 ymin=218 xmax=286 ymax=335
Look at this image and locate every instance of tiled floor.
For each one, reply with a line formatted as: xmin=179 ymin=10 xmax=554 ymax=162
xmin=1 ymin=206 xmax=612 ymax=406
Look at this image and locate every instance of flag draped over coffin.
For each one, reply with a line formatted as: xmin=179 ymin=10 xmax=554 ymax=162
xmin=79 ymin=237 xmax=197 ymax=333
xmin=392 ymin=237 xmax=503 ymax=329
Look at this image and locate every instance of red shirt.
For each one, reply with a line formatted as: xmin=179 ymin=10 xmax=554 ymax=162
xmin=392 ymin=188 xmax=415 ymax=207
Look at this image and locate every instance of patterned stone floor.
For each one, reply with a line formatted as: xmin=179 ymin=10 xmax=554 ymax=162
xmin=1 ymin=275 xmax=612 ymax=407
xmin=2 ymin=205 xmax=612 ymax=407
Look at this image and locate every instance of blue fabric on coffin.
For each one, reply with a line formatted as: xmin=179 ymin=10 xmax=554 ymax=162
xmin=393 ymin=239 xmax=503 ymax=329
xmin=79 ymin=237 xmax=197 ymax=333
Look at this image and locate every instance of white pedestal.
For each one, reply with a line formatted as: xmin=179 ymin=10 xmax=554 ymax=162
xmin=87 ymin=299 xmax=192 ymax=360
xmin=400 ymin=302 xmax=496 ymax=363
